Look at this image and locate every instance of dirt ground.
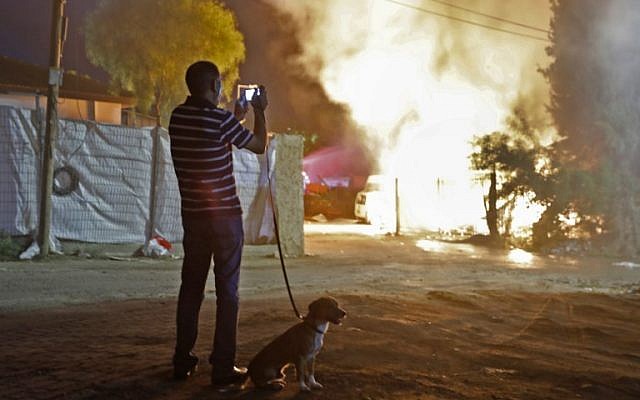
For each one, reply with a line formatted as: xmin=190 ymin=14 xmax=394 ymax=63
xmin=2 ymin=222 xmax=640 ymax=399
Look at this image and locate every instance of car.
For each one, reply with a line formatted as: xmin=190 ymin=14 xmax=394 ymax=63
xmin=354 ymin=175 xmax=395 ymax=225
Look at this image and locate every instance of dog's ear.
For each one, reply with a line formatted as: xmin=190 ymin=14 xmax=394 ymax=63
xmin=307 ymin=297 xmax=329 ymax=319
xmin=308 ymin=297 xmax=339 ymax=320
xmin=307 ymin=298 xmax=324 ymax=319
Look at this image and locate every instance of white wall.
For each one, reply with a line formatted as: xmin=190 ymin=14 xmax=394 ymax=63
xmin=57 ymin=98 xmax=90 ymax=121
xmin=95 ymin=101 xmax=122 ymax=125
xmin=0 ymin=93 xmax=38 ymax=109
xmin=0 ymin=93 xmax=122 ymax=124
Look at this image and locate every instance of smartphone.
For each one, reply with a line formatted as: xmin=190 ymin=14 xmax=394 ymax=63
xmin=237 ymin=84 xmax=260 ymax=107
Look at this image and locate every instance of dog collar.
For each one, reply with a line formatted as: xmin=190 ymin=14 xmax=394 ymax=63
xmin=304 ymin=320 xmax=326 ymax=335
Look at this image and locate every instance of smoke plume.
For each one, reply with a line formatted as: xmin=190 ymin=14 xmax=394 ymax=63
xmin=265 ymin=0 xmax=552 ymax=231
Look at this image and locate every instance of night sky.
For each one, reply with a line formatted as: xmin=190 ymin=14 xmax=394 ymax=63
xmin=0 ymin=0 xmax=107 ymax=80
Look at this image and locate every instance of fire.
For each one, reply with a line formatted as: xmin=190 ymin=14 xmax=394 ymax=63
xmin=272 ymin=0 xmax=552 ymax=234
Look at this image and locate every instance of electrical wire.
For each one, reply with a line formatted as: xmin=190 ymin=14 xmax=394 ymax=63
xmin=382 ymin=0 xmax=550 ymax=43
xmin=425 ymin=0 xmax=550 ymax=34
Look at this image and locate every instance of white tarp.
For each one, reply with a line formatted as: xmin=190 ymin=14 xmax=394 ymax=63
xmin=0 ymin=105 xmax=275 ymax=244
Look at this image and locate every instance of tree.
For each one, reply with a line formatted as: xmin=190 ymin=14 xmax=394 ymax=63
xmin=543 ymin=0 xmax=640 ymax=256
xmin=85 ymin=0 xmax=245 ymax=125
xmin=470 ymin=133 xmax=506 ymax=239
xmin=470 ymin=105 xmax=550 ymax=243
xmin=470 ymin=132 xmax=536 ymax=241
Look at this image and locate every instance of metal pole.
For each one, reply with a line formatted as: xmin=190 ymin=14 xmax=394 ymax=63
xmin=38 ymin=0 xmax=66 ymax=257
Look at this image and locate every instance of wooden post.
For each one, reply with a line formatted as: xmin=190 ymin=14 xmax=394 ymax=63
xmin=38 ymin=0 xmax=66 ymax=257
xmin=395 ymin=177 xmax=400 ymax=236
xmin=146 ymin=126 xmax=160 ymax=243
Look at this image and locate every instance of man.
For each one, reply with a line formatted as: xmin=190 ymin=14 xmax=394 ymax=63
xmin=168 ymin=60 xmax=267 ymax=390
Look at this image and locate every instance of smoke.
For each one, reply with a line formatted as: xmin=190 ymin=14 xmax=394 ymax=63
xmin=226 ymin=0 xmax=363 ymax=148
xmin=544 ymin=0 xmax=640 ymax=253
xmin=267 ymin=0 xmax=552 ymax=231
xmin=547 ymin=0 xmax=640 ymax=166
xmin=593 ymin=1 xmax=640 ymax=164
xmin=596 ymin=1 xmax=640 ymax=254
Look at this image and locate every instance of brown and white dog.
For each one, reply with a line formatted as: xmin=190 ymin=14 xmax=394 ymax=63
xmin=248 ymin=297 xmax=346 ymax=392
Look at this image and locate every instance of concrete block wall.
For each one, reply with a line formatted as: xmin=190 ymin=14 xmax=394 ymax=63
xmin=273 ymin=134 xmax=304 ymax=257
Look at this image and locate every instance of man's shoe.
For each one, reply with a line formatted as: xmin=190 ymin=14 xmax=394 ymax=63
xmin=173 ymin=353 xmax=199 ymax=380
xmin=211 ymin=366 xmax=248 ymax=392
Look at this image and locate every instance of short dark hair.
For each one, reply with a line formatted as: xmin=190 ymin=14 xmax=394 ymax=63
xmin=185 ymin=61 xmax=220 ymax=95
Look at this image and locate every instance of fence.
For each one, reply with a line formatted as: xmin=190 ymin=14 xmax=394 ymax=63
xmin=0 ymin=105 xmax=303 ymax=252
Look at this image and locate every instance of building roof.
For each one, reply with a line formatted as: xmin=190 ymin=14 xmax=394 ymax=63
xmin=0 ymin=56 xmax=135 ymax=106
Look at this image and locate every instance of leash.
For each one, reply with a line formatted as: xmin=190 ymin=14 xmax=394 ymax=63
xmin=265 ymin=144 xmax=304 ymax=320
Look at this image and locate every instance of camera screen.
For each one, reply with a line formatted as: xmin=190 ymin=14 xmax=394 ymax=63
xmin=245 ymin=88 xmax=257 ymax=101
xmin=237 ymin=84 xmax=260 ymax=104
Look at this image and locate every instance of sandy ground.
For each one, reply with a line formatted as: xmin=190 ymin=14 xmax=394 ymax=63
xmin=1 ymin=221 xmax=640 ymax=399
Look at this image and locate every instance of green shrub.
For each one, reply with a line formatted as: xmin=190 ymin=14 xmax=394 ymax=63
xmin=0 ymin=231 xmax=21 ymax=260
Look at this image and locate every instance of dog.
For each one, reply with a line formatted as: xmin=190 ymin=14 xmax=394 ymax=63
xmin=248 ymin=297 xmax=346 ymax=392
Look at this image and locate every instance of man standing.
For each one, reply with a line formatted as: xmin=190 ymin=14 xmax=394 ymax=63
xmin=169 ymin=61 xmax=267 ymax=390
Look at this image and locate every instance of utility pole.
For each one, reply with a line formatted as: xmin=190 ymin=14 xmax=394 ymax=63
xmin=38 ymin=0 xmax=67 ymax=257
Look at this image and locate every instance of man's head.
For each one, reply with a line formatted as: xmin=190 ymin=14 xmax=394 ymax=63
xmin=185 ymin=61 xmax=222 ymax=103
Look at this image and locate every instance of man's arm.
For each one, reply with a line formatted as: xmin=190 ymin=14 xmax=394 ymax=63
xmin=243 ymin=108 xmax=267 ymax=154
xmin=243 ymin=86 xmax=268 ymax=154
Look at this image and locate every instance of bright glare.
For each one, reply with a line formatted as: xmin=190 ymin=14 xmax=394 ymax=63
xmin=304 ymin=221 xmax=385 ymax=236
xmin=415 ymin=239 xmax=444 ymax=252
xmin=507 ymin=248 xmax=535 ymax=265
xmin=510 ymin=192 xmax=547 ymax=236
xmin=415 ymin=239 xmax=478 ymax=254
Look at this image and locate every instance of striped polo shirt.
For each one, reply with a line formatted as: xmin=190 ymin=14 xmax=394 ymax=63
xmin=169 ymin=96 xmax=253 ymax=218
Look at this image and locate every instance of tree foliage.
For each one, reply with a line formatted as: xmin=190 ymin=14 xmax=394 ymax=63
xmin=85 ymin=0 xmax=245 ymax=125
xmin=470 ymin=106 xmax=550 ymax=241
xmin=542 ymin=0 xmax=640 ymax=255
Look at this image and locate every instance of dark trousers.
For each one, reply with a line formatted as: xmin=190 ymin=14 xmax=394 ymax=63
xmin=174 ymin=214 xmax=244 ymax=375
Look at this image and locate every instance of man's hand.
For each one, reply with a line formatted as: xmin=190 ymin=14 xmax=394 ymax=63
xmin=234 ymin=99 xmax=249 ymax=121
xmin=251 ymin=85 xmax=268 ymax=111
xmin=243 ymin=85 xmax=268 ymax=155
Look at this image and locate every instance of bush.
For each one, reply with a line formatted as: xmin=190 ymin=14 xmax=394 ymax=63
xmin=0 ymin=231 xmax=21 ymax=260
